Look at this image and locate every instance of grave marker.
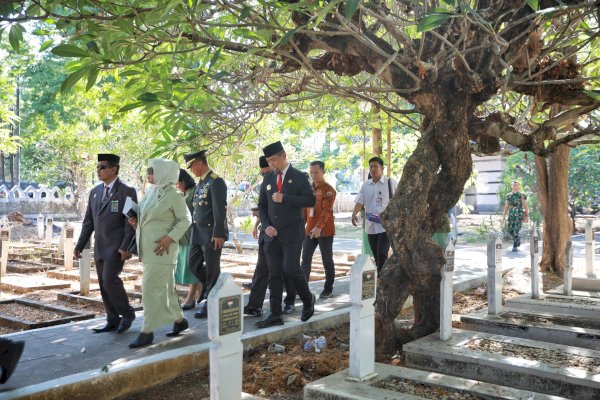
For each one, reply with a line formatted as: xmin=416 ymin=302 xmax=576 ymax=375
xmin=564 ymin=240 xmax=573 ymax=296
xmin=208 ymin=273 xmax=243 ymax=400
xmin=37 ymin=213 xmax=44 ymax=239
xmin=586 ymin=219 xmax=595 ymax=277
xmin=79 ymin=240 xmax=91 ymax=295
xmin=530 ymin=227 xmax=540 ymax=299
xmin=45 ymin=216 xmax=53 ymax=246
xmin=0 ymin=225 xmax=9 ymax=277
xmin=348 ymin=254 xmax=377 ymax=381
xmin=440 ymin=241 xmax=455 ymax=340
xmin=487 ymin=233 xmax=502 ymax=314
xmin=64 ymin=222 xmax=74 ymax=271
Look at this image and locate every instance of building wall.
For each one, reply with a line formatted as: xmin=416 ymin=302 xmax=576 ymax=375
xmin=465 ymin=154 xmax=505 ymax=214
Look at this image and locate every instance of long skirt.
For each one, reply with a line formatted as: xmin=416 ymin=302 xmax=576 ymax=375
xmin=141 ymin=262 xmax=184 ymax=333
xmin=174 ymin=245 xmax=199 ymax=285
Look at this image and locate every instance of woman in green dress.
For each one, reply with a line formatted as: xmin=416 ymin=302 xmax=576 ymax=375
xmin=502 ymin=181 xmax=529 ymax=251
xmin=175 ymin=168 xmax=201 ymax=310
xmin=127 ymin=159 xmax=192 ymax=348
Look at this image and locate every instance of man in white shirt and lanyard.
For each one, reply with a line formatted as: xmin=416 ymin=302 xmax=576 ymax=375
xmin=351 ymin=156 xmax=396 ymax=273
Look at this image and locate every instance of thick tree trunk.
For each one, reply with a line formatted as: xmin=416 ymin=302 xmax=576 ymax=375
xmin=372 ymin=106 xmax=382 ymax=156
xmin=375 ymin=101 xmax=472 ymax=355
xmin=535 ymin=145 xmax=572 ymax=275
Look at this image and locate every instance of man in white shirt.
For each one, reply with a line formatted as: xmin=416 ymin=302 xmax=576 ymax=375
xmin=351 ymin=156 xmax=396 ymax=272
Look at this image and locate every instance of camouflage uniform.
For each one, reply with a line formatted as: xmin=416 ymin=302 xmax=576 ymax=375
xmin=505 ymin=191 xmax=526 ymax=249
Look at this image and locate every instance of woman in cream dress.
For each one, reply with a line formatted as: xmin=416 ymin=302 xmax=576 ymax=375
xmin=128 ymin=158 xmax=192 ymax=348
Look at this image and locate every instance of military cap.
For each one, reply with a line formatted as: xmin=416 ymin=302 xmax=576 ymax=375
xmin=184 ymin=150 xmax=207 ymax=167
xmin=97 ymin=154 xmax=120 ymax=164
xmin=259 ymin=156 xmax=269 ymax=168
xmin=262 ymin=141 xmax=284 ymax=158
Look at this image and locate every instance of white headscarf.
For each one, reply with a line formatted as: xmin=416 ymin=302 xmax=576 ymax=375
xmin=140 ymin=158 xmax=180 ymax=214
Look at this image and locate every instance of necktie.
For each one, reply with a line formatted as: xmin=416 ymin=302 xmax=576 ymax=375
xmin=277 ymin=172 xmax=283 ymax=192
xmin=102 ymin=186 xmax=110 ymax=203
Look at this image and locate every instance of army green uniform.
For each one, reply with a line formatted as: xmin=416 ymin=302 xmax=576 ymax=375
xmin=505 ymin=191 xmax=526 ymax=249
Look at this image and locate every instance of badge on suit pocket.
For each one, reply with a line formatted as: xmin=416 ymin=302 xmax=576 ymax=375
xmin=111 ymin=200 xmax=119 ymax=212
xmin=266 ymin=184 xmax=271 ymax=191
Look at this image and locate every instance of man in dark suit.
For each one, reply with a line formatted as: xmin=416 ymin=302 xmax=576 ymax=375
xmin=256 ymin=141 xmax=316 ymax=328
xmin=74 ymin=154 xmax=137 ymax=334
xmin=185 ymin=150 xmax=228 ymax=319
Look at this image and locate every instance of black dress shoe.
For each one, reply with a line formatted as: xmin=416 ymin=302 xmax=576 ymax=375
xmin=242 ymin=282 xmax=253 ymax=290
xmin=92 ymin=323 xmax=119 ymax=333
xmin=301 ymin=293 xmax=316 ymax=322
xmin=319 ymin=289 xmax=333 ymax=299
xmin=194 ymin=307 xmax=208 ymax=319
xmin=0 ymin=340 xmax=24 ymax=384
xmin=255 ymin=314 xmax=284 ymax=328
xmin=166 ymin=318 xmax=189 ymax=337
xmin=243 ymin=306 xmax=263 ymax=317
xmin=181 ymin=303 xmax=196 ymax=310
xmin=282 ymin=304 xmax=296 ymax=314
xmin=116 ymin=318 xmax=135 ymax=334
xmin=129 ymin=332 xmax=154 ymax=348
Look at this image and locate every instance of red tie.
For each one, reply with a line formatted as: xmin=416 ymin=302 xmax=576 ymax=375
xmin=277 ymin=172 xmax=283 ymax=192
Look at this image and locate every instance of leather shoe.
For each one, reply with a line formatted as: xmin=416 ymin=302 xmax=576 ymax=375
xmin=255 ymin=314 xmax=284 ymax=328
xmin=242 ymin=282 xmax=253 ymax=290
xmin=194 ymin=306 xmax=208 ymax=319
xmin=0 ymin=340 xmax=24 ymax=384
xmin=181 ymin=303 xmax=196 ymax=310
xmin=243 ymin=306 xmax=263 ymax=317
xmin=282 ymin=304 xmax=295 ymax=314
xmin=301 ymin=293 xmax=316 ymax=322
xmin=92 ymin=323 xmax=119 ymax=333
xmin=116 ymin=318 xmax=135 ymax=334
xmin=129 ymin=332 xmax=154 ymax=348
xmin=166 ymin=318 xmax=189 ymax=337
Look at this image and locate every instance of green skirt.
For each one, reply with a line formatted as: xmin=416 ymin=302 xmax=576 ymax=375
xmin=174 ymin=245 xmax=199 ymax=285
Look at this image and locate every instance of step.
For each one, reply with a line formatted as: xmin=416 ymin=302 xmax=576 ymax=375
xmin=506 ymin=293 xmax=600 ymax=318
xmin=461 ymin=308 xmax=600 ymax=350
xmin=404 ymin=329 xmax=600 ymax=399
xmin=304 ymin=363 xmax=567 ymax=400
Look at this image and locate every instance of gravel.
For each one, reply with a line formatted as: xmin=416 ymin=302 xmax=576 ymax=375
xmin=373 ymin=376 xmax=483 ymax=399
xmin=0 ymin=302 xmax=67 ymax=323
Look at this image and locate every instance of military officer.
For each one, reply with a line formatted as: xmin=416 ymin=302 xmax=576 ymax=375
xmin=184 ymin=150 xmax=228 ymax=319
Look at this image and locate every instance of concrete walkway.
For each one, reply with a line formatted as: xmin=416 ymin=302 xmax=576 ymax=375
xmin=0 ymin=238 xmax=597 ymax=399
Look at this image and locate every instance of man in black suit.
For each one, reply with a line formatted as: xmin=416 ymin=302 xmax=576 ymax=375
xmin=185 ymin=150 xmax=228 ymax=319
xmin=74 ymin=154 xmax=137 ymax=334
xmin=256 ymin=141 xmax=316 ymax=328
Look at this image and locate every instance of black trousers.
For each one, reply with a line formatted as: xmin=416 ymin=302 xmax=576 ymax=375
xmin=264 ymin=239 xmax=312 ymax=316
xmin=301 ymin=236 xmax=335 ymax=291
xmin=96 ymin=259 xmax=135 ymax=324
xmin=188 ymin=243 xmax=222 ymax=302
xmin=367 ymin=232 xmax=390 ymax=273
xmin=247 ymin=241 xmax=295 ymax=309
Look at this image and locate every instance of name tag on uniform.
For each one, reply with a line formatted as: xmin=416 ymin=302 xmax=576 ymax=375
xmin=111 ymin=200 xmax=119 ymax=213
xmin=309 ymin=208 xmax=314 ymax=217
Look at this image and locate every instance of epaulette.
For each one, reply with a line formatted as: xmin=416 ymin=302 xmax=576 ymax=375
xmin=210 ymin=172 xmax=219 ymax=179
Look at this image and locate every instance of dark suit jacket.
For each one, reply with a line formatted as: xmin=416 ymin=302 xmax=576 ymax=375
xmin=258 ymin=165 xmax=316 ymax=243
xmin=190 ymin=170 xmax=229 ymax=245
xmin=75 ymin=178 xmax=138 ymax=262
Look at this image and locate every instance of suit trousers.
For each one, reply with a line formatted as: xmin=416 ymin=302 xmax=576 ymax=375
xmin=264 ymin=239 xmax=312 ymax=316
xmin=301 ymin=236 xmax=335 ymax=292
xmin=247 ymin=242 xmax=295 ymax=309
xmin=367 ymin=232 xmax=390 ymax=273
xmin=188 ymin=243 xmax=222 ymax=300
xmin=96 ymin=259 xmax=135 ymax=324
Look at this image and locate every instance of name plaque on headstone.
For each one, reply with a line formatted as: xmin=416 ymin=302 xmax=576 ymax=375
xmin=66 ymin=227 xmax=74 ymax=239
xmin=533 ymin=237 xmax=539 ymax=253
xmin=445 ymin=250 xmax=455 ymax=271
xmin=219 ymin=295 xmax=241 ymax=336
xmin=0 ymin=230 xmax=8 ymax=242
xmin=495 ymin=243 xmax=502 ymax=264
xmin=362 ymin=271 xmax=375 ymax=300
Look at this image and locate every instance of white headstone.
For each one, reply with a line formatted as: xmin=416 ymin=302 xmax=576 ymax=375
xmin=348 ymin=254 xmax=377 ymax=381
xmin=564 ymin=240 xmax=573 ymax=296
xmin=208 ymin=273 xmax=243 ymax=400
xmin=37 ymin=214 xmax=45 ymax=239
xmin=79 ymin=240 xmax=91 ymax=295
xmin=64 ymin=222 xmax=74 ymax=271
xmin=440 ymin=241 xmax=455 ymax=340
xmin=487 ymin=233 xmax=502 ymax=314
xmin=45 ymin=216 xmax=54 ymax=246
xmin=530 ymin=227 xmax=540 ymax=299
xmin=586 ymin=219 xmax=595 ymax=277
xmin=0 ymin=225 xmax=9 ymax=277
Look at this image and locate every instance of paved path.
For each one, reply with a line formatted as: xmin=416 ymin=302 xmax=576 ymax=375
xmin=0 ymin=237 xmax=597 ymax=397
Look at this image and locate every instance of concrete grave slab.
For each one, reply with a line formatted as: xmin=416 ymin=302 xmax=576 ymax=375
xmin=404 ymin=328 xmax=600 ymax=399
xmin=506 ymin=293 xmax=600 ymax=318
xmin=0 ymin=299 xmax=95 ymax=329
xmin=0 ymin=274 xmax=71 ymax=293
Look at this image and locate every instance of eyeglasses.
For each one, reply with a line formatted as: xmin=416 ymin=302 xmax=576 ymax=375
xmin=96 ymin=164 xmax=111 ymax=170
xmin=147 ymin=167 xmax=154 ymax=175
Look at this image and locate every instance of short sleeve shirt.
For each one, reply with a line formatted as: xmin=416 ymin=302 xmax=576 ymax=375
xmin=355 ymin=176 xmax=396 ymax=234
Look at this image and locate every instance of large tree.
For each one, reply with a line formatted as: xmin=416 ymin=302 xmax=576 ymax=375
xmin=2 ymin=0 xmax=599 ymax=354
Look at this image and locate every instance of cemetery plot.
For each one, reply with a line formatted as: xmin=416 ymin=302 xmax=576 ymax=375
xmin=0 ymin=273 xmax=71 ymax=293
xmin=461 ymin=309 xmax=600 ymax=350
xmin=57 ymin=289 xmax=143 ymax=311
xmin=0 ymin=298 xmax=95 ymax=329
xmin=6 ymin=259 xmax=57 ymax=273
xmin=506 ymin=293 xmax=600 ymax=318
xmin=46 ymin=268 xmax=139 ymax=283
